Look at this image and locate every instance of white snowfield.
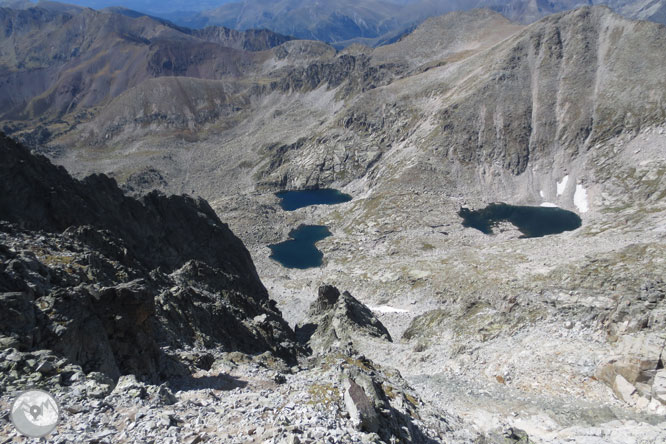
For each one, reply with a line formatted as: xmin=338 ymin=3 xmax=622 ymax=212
xmin=574 ymin=184 xmax=589 ymax=213
xmin=556 ymin=175 xmax=569 ymax=196
xmin=368 ymin=305 xmax=410 ymax=314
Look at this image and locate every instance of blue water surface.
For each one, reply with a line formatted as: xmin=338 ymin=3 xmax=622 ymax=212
xmin=269 ymin=225 xmax=332 ymax=269
xmin=459 ymin=203 xmax=582 ymax=238
xmin=276 ymin=189 xmax=352 ymax=211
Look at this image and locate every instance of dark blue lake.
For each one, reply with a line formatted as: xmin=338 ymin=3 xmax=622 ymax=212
xmin=276 ymin=189 xmax=352 ymax=211
xmin=269 ymin=225 xmax=332 ymax=269
xmin=459 ymin=203 xmax=581 ymax=238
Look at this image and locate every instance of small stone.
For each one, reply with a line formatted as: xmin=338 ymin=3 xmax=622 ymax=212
xmin=613 ymin=374 xmax=637 ymax=404
xmin=282 ymin=435 xmax=300 ymax=444
xmin=188 ymin=433 xmax=206 ymax=444
xmin=154 ymin=384 xmax=177 ymax=405
xmin=36 ymin=361 xmax=56 ymax=375
xmin=65 ymin=405 xmax=86 ymax=414
xmin=6 ymin=351 xmax=22 ymax=362
xmin=70 ymin=372 xmax=84 ymax=382
xmin=635 ymin=396 xmax=650 ymax=410
xmin=652 ymin=369 xmax=666 ymax=404
xmin=112 ymin=375 xmax=147 ymax=399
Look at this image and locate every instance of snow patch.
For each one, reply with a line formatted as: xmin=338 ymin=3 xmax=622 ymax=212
xmin=539 ymin=190 xmax=545 ymax=198
xmin=368 ymin=305 xmax=409 ymax=314
xmin=540 ymin=202 xmax=558 ymax=208
xmin=574 ymin=184 xmax=589 ymax=213
xmin=557 ymin=175 xmax=569 ymax=196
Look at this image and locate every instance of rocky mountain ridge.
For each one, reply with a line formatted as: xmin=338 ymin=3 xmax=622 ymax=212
xmin=0 ymin=132 xmax=302 ymax=381
xmin=4 ymin=6 xmax=661 ymax=208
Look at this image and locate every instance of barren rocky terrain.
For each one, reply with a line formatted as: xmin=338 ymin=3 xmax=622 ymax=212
xmin=1 ymin=3 xmax=666 ymax=443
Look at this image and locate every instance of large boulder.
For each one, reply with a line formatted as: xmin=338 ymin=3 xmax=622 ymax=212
xmin=596 ymin=333 xmax=665 ymax=409
xmin=596 ymin=334 xmax=664 ymax=387
xmin=38 ymin=282 xmax=160 ymax=382
xmin=0 ymin=291 xmax=36 ymax=350
xmin=343 ymin=376 xmax=381 ymax=433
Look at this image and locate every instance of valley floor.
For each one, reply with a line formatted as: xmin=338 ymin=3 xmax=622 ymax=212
xmin=209 ymin=131 xmax=666 ymax=443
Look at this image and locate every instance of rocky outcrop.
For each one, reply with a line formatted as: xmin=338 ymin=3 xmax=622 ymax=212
xmin=338 ymin=363 xmax=442 ymax=443
xmin=593 ymin=279 xmax=666 ymax=412
xmin=296 ymin=285 xmax=392 ymax=354
xmin=270 ymin=53 xmax=405 ymax=96
xmin=596 ymin=333 xmax=666 ymax=412
xmin=192 ymin=26 xmax=293 ymax=51
xmin=292 ymin=285 xmax=451 ymax=443
xmin=343 ymin=376 xmax=381 ymax=433
xmin=0 ymin=134 xmax=300 ymax=386
xmin=0 ymin=133 xmax=263 ymax=288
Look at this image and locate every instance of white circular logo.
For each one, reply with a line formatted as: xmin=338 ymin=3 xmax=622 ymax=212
xmin=10 ymin=389 xmax=60 ymax=438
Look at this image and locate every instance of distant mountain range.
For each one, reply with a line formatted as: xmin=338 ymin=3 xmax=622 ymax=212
xmin=0 ymin=3 xmax=293 ymax=126
xmin=2 ymin=2 xmax=665 ymax=199
xmin=168 ymin=0 xmax=666 ymax=46
xmin=3 ymin=0 xmax=664 ymax=47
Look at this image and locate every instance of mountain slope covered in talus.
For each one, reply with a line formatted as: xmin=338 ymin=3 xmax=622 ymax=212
xmin=2 ymin=5 xmax=665 ymax=218
xmin=1 ymin=6 xmax=666 ymax=442
xmin=0 ymin=133 xmax=494 ymax=444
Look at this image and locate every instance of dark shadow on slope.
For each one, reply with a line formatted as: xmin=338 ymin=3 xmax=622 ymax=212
xmin=168 ymin=373 xmax=248 ymax=392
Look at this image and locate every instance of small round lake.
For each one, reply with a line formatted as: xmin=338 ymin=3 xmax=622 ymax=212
xmin=458 ymin=203 xmax=581 ymax=238
xmin=269 ymin=225 xmax=332 ymax=269
xmin=276 ymin=189 xmax=352 ymax=211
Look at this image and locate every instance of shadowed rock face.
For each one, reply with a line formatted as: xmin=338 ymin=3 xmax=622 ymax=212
xmin=0 ymin=133 xmax=261 ymax=287
xmin=0 ymin=133 xmax=301 ymax=382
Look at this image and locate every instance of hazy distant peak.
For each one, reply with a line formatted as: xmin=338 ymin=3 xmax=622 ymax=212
xmin=371 ymin=7 xmax=525 ymax=68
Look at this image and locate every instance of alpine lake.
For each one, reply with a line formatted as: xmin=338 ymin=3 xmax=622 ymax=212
xmin=269 ymin=189 xmax=352 ymax=269
xmin=458 ymin=203 xmax=582 ymax=238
